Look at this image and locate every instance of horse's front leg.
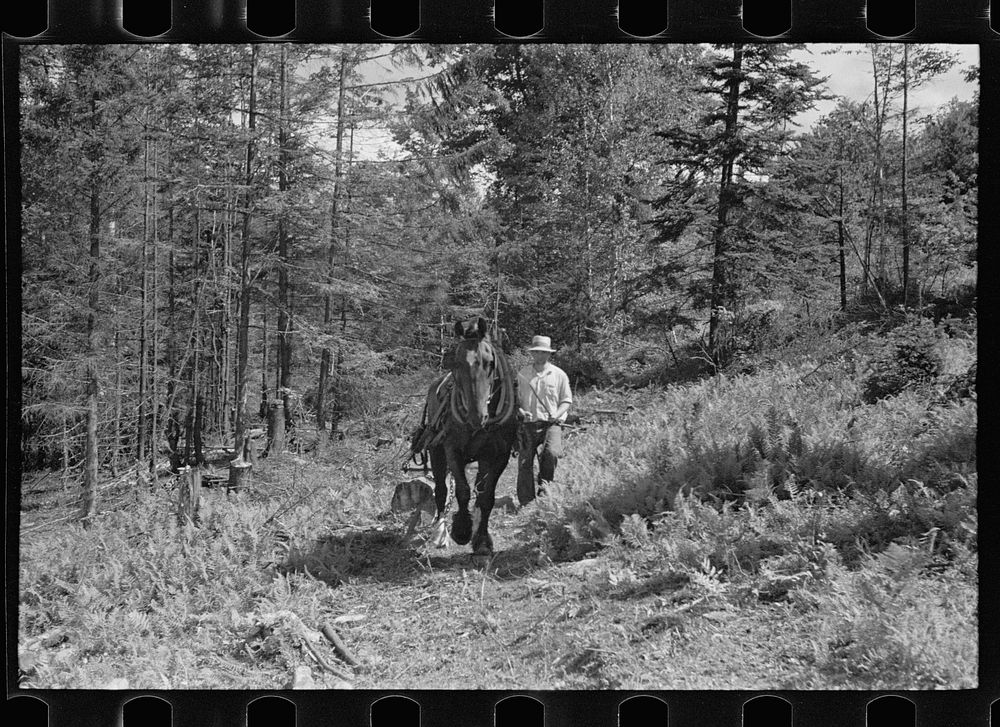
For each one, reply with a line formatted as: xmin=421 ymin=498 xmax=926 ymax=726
xmin=471 ymin=465 xmax=496 ymax=557
xmin=429 ymin=445 xmax=450 ymax=547
xmin=429 ymin=445 xmax=449 ymax=517
xmin=447 ymin=448 xmax=473 ymax=545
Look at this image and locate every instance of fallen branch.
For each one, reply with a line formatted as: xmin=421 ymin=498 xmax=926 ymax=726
xmin=321 ymin=624 xmax=363 ymax=671
xmin=302 ymin=637 xmax=354 ymax=681
xmin=245 ymin=610 xmax=356 ymax=682
xmin=20 ymin=512 xmax=78 ymax=536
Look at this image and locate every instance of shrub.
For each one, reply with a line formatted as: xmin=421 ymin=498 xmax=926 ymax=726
xmin=861 ymin=319 xmax=944 ymax=403
xmin=556 ymin=345 xmax=612 ymax=390
xmin=810 ymin=544 xmax=977 ymax=688
xmin=900 ymin=399 xmax=976 ymax=487
xmin=627 ymin=347 xmax=712 ymax=387
xmin=937 ymin=361 xmax=976 ymax=405
xmin=520 ymin=351 xmax=977 ymax=572
xmin=924 ymin=281 xmax=976 ymax=325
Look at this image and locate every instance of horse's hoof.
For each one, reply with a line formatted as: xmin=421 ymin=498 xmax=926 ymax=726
xmin=451 ymin=511 xmax=472 ymax=545
xmin=472 ymin=533 xmax=493 ymax=557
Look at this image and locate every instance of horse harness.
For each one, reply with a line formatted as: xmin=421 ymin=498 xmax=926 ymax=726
xmin=407 ymin=339 xmax=517 ymax=472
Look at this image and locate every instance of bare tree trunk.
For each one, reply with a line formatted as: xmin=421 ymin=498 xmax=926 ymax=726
xmin=150 ymin=138 xmax=160 ymax=477
xmin=583 ymin=165 xmax=594 ymax=346
xmin=194 ymin=394 xmax=205 ymax=465
xmin=276 ymin=46 xmax=294 ymax=436
xmin=864 ymin=49 xmax=883 ymax=296
xmin=901 ymin=44 xmax=910 ymax=309
xmin=165 ymin=205 xmax=182 ymax=472
xmin=221 ymin=194 xmax=233 ymax=441
xmin=865 ymin=45 xmax=896 ymax=304
xmin=137 ymin=118 xmax=150 ymax=467
xmin=838 ymin=168 xmax=848 ymax=311
xmin=80 ymin=173 xmax=101 ymax=524
xmin=317 ymin=52 xmax=348 ymax=435
xmin=261 ymin=297 xmax=268 ymax=413
xmin=188 ymin=209 xmax=203 ymax=467
xmin=267 ymin=400 xmax=286 ymax=456
xmin=580 ymin=111 xmax=594 ymax=347
xmin=333 ymin=126 xmax=355 ymax=440
xmin=183 ymin=402 xmax=193 ymax=465
xmin=230 ymin=45 xmax=258 ymax=492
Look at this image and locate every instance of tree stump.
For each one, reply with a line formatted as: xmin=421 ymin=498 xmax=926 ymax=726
xmin=266 ymin=401 xmax=285 ymax=456
xmin=390 ymin=477 xmax=435 ymax=514
xmin=228 ymin=434 xmax=254 ymax=493
xmin=176 ymin=466 xmax=201 ymax=526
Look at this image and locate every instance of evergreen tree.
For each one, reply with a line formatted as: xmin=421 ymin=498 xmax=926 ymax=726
xmin=651 ymin=43 xmax=826 ymax=364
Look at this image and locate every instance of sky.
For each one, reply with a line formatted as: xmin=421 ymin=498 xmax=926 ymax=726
xmin=349 ymin=43 xmax=980 ymax=160
xmin=789 ymin=44 xmax=979 ymax=128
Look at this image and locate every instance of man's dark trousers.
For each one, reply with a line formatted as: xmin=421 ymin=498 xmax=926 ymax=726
xmin=516 ymin=420 xmax=563 ymax=505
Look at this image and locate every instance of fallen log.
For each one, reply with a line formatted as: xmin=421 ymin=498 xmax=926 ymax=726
xmin=321 ymin=624 xmax=363 ymax=671
xmin=302 ymin=637 xmax=353 ymax=681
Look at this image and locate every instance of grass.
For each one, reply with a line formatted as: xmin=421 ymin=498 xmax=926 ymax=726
xmin=18 ymin=320 xmax=977 ymax=690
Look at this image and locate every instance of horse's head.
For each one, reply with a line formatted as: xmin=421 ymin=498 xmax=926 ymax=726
xmin=451 ymin=317 xmax=499 ymax=429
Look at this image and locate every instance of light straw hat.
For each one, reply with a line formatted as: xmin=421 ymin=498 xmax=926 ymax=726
xmin=527 ymin=335 xmax=556 ymax=353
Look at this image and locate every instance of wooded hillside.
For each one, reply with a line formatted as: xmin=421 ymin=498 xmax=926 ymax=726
xmin=19 ymin=43 xmax=977 ymax=514
xmin=16 ymin=42 xmax=980 ymax=693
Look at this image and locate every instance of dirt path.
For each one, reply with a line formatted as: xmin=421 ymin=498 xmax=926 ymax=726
xmin=292 ymin=497 xmax=823 ymax=691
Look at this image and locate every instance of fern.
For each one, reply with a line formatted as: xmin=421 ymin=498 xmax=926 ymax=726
xmin=125 ymin=610 xmax=153 ymax=636
xmin=766 ymin=405 xmax=782 ymax=461
xmin=620 ymin=514 xmax=651 ymax=548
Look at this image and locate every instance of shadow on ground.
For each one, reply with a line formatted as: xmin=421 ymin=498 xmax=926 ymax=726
xmin=279 ymin=513 xmax=545 ymax=586
xmin=278 ymin=526 xmax=423 ymax=586
xmin=421 ymin=541 xmax=540 ymax=580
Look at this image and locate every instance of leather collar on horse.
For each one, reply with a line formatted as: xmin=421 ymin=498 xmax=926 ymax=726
xmin=409 ymin=318 xmax=517 ymax=461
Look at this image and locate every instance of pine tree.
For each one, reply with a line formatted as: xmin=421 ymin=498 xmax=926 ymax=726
xmin=652 ymin=43 xmax=826 ymax=364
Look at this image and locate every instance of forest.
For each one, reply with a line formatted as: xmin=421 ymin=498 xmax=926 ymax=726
xmin=18 ymin=43 xmax=978 ymax=691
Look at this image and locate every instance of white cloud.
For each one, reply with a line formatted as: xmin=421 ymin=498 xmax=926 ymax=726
xmin=791 ymin=43 xmax=978 ymax=128
xmin=346 ymin=43 xmax=980 ymax=159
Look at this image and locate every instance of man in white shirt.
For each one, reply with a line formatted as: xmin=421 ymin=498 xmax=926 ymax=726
xmin=515 ymin=335 xmax=573 ymax=504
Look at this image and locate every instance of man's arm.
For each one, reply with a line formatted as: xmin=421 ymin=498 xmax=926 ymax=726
xmin=550 ymin=370 xmax=573 ymax=422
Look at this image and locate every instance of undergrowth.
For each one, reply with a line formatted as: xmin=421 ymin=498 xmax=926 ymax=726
xmin=516 ymin=318 xmax=976 ymax=689
xmin=526 ymin=333 xmax=975 ymax=564
xmin=19 ymin=317 xmax=977 ymax=690
xmin=18 ymin=456 xmax=405 ymax=689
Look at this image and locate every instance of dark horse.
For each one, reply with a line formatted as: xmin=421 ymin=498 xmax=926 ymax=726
xmin=410 ymin=317 xmax=518 ymax=556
